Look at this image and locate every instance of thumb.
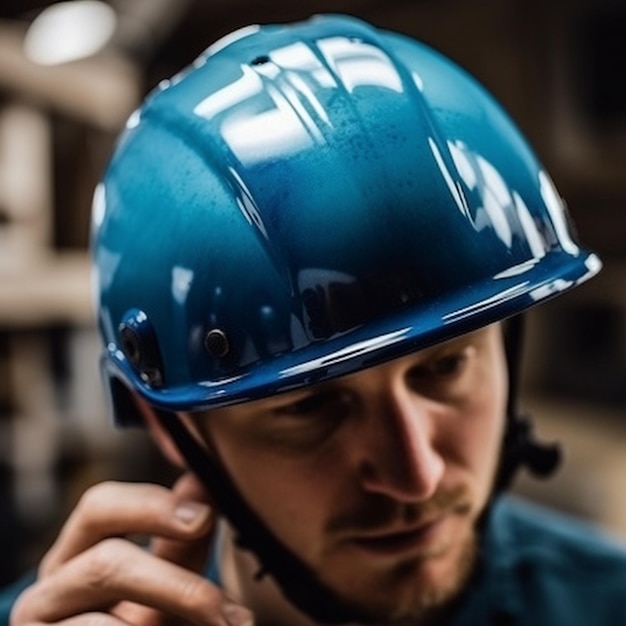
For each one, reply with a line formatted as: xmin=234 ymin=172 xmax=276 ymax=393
xmin=150 ymin=471 xmax=216 ymax=572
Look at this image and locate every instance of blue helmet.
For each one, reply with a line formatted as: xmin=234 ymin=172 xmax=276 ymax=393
xmin=92 ymin=15 xmax=601 ymax=622
xmin=94 ymin=15 xmax=599 ymax=423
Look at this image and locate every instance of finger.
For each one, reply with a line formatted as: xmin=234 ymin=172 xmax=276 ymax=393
xmin=48 ymin=613 xmax=134 ymax=626
xmin=171 ymin=472 xmax=212 ymax=505
xmin=41 ymin=481 xmax=213 ymax=577
xmin=14 ymin=539 xmax=252 ymax=626
xmin=149 ymin=472 xmax=214 ymax=570
xmin=112 ymin=473 xmax=224 ymax=626
xmin=112 ymin=598 xmax=254 ymax=626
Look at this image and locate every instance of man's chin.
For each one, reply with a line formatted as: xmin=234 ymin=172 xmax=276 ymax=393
xmin=325 ymin=527 xmax=479 ymax=625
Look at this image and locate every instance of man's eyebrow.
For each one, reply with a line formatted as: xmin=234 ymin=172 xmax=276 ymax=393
xmin=265 ymin=382 xmax=341 ymax=407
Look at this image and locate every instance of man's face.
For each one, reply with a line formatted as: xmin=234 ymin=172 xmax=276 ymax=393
xmin=193 ymin=324 xmax=507 ymax=623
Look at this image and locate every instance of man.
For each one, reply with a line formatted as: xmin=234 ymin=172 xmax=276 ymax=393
xmin=4 ymin=13 xmax=625 ymax=626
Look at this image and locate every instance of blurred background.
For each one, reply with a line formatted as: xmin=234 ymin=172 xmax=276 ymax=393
xmin=0 ymin=0 xmax=625 ymax=587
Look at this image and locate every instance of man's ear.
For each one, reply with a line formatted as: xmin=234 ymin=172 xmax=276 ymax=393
xmin=134 ymin=398 xmax=187 ymax=468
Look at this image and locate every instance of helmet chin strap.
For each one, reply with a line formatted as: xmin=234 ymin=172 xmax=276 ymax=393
xmin=155 ymin=316 xmax=560 ymax=624
xmin=154 ymin=409 xmax=362 ymax=624
xmin=495 ymin=314 xmax=562 ymax=493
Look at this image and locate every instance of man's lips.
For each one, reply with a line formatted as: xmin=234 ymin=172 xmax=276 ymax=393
xmin=349 ymin=516 xmax=448 ymax=555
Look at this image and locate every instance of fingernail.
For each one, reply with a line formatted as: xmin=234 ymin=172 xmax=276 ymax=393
xmin=223 ymin=603 xmax=254 ymax=626
xmin=174 ymin=501 xmax=210 ymax=527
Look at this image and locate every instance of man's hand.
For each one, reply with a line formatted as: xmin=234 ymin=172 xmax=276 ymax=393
xmin=10 ymin=473 xmax=254 ymax=626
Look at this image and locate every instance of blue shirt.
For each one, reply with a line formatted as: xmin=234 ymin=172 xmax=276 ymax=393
xmin=452 ymin=496 xmax=626 ymax=625
xmin=1 ymin=496 xmax=625 ymax=625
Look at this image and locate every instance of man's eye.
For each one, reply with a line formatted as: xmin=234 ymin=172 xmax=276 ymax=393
xmin=427 ymin=354 xmax=467 ymax=377
xmin=275 ymin=391 xmax=353 ymax=420
xmin=269 ymin=390 xmax=354 ymax=448
xmin=408 ymin=351 xmax=469 ymax=382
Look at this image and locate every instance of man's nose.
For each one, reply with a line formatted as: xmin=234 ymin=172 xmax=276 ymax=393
xmin=357 ymin=384 xmax=445 ymax=502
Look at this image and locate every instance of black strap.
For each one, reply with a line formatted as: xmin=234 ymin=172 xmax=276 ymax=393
xmin=154 ymin=410 xmax=360 ymax=624
xmin=496 ymin=315 xmax=561 ymax=492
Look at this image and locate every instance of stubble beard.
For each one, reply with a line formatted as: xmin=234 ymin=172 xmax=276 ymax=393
xmin=382 ymin=528 xmax=478 ymax=626
xmin=345 ymin=525 xmax=478 ymax=626
xmin=322 ymin=487 xmax=481 ymax=625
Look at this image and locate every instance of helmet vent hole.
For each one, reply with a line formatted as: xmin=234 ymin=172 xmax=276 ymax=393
xmin=205 ymin=328 xmax=230 ymax=359
xmin=251 ymin=55 xmax=270 ymax=66
xmin=117 ymin=310 xmax=164 ymax=388
xmin=120 ymin=325 xmax=142 ymax=367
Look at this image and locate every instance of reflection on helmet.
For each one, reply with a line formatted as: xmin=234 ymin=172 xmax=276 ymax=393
xmin=92 ymin=14 xmax=600 ymax=423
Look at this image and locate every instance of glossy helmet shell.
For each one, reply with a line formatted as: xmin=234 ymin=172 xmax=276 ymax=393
xmin=93 ymin=14 xmax=600 ymax=424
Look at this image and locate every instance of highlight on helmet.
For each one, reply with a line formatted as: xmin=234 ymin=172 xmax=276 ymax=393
xmin=91 ymin=14 xmax=601 ymax=425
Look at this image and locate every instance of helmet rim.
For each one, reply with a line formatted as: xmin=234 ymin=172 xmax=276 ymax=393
xmin=103 ymin=248 xmax=600 ymax=422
